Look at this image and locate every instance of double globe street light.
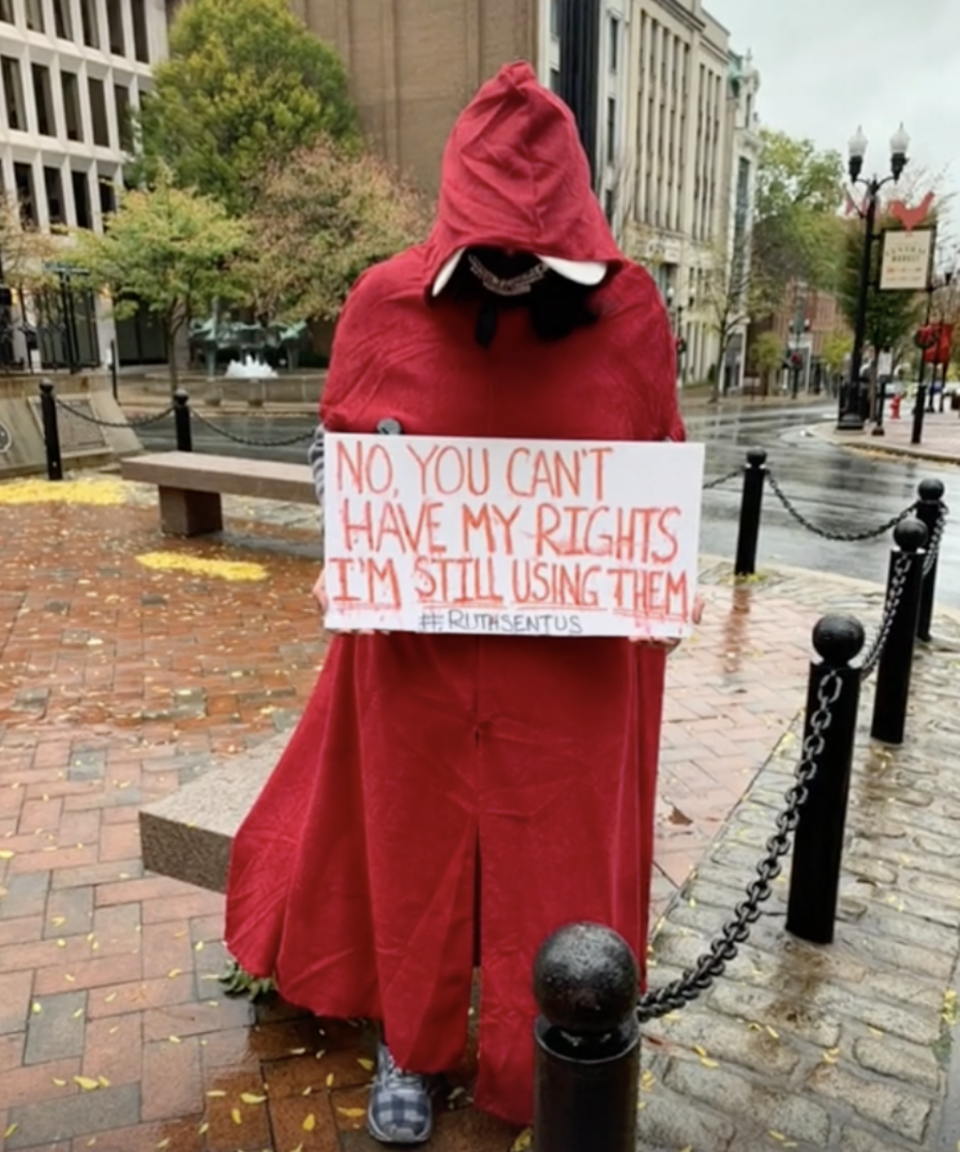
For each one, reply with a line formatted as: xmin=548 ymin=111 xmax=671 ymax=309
xmin=837 ymin=122 xmax=911 ymax=431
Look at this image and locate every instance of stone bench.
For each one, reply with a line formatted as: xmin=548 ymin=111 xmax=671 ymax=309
xmin=121 ymin=450 xmax=319 ymax=536
xmin=139 ymin=733 xmax=286 ymax=893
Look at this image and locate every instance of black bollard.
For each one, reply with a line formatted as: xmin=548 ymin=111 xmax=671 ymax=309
xmin=911 ymin=385 xmax=927 ymax=446
xmin=39 ymin=379 xmax=63 ymax=481
xmin=915 ymin=480 xmax=946 ymax=643
xmin=870 ymin=518 xmax=928 ymax=746
xmin=734 ymin=449 xmax=768 ymax=577
xmin=533 ymin=923 xmax=639 ymax=1152
xmin=174 ymin=389 xmax=192 ymax=452
xmin=872 ymin=378 xmax=887 ymax=437
xmin=786 ymin=615 xmax=865 ymax=945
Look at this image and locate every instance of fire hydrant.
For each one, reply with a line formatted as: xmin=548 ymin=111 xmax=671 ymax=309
xmin=891 ymin=392 xmax=903 ymax=420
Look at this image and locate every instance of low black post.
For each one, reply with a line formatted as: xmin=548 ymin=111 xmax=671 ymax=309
xmin=912 ymin=384 xmax=927 ymax=446
xmin=39 ymin=379 xmax=63 ymax=481
xmin=786 ymin=616 xmax=864 ymax=945
xmin=872 ymin=378 xmax=887 ymax=437
xmin=533 ymin=923 xmax=639 ymax=1152
xmin=915 ymin=479 xmax=946 ymax=643
xmin=109 ymin=339 xmax=118 ymax=400
xmin=734 ymin=449 xmax=768 ymax=577
xmin=174 ymin=389 xmax=192 ymax=452
xmin=870 ymin=518 xmax=928 ymax=746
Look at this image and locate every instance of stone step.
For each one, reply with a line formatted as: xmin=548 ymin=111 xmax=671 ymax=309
xmin=139 ymin=733 xmax=287 ymax=893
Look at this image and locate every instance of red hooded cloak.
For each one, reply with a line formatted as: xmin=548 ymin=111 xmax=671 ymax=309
xmin=226 ymin=62 xmax=683 ymax=1127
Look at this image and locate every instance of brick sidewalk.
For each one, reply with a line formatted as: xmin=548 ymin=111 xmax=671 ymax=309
xmin=0 ymin=473 xmax=870 ymax=1151
xmin=816 ymin=409 xmax=960 ymax=466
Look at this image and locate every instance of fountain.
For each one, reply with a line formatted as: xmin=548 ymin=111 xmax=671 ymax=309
xmin=224 ymin=353 xmax=278 ymax=380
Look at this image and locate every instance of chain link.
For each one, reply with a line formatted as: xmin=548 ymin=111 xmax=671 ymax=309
xmin=923 ymin=504 xmax=948 ymax=577
xmin=859 ymin=552 xmax=912 ymax=679
xmin=637 ymin=670 xmax=843 ymax=1022
xmin=765 ymin=471 xmax=916 ymax=542
xmin=54 ymin=397 xmax=176 ymax=429
xmin=703 ymin=467 xmax=742 ymax=491
xmin=190 ymin=408 xmax=314 ymax=447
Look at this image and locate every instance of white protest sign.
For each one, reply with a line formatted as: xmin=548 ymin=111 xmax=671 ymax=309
xmin=324 ymin=434 xmax=705 ymax=639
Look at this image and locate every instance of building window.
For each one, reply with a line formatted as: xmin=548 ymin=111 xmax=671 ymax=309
xmin=72 ymin=169 xmax=92 ymax=228
xmin=549 ymin=67 xmax=560 ymax=94
xmin=550 ymin=0 xmax=559 ymax=37
xmin=0 ymin=0 xmax=14 ymax=24
xmin=2 ymin=56 xmax=26 ymax=130
xmin=609 ymin=16 xmax=619 ymax=73
xmin=114 ymin=83 xmax=132 ymax=150
xmin=88 ymin=77 xmax=110 ymax=145
xmin=32 ymin=63 xmax=55 ymax=136
xmin=606 ymin=95 xmax=616 ymax=166
xmin=80 ymin=0 xmax=100 ymax=48
xmin=44 ymin=166 xmax=65 ymax=226
xmin=98 ymin=176 xmax=116 ymax=216
xmin=13 ymin=162 xmax=37 ymax=226
xmin=106 ymin=0 xmax=125 ymax=54
xmin=53 ymin=0 xmax=73 ymax=38
xmin=62 ymin=71 xmax=83 ymax=140
xmin=25 ymin=0 xmax=43 ymax=32
xmin=131 ymin=0 xmax=150 ymax=62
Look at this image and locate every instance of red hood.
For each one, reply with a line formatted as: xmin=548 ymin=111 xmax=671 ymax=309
xmin=424 ymin=62 xmax=625 ymax=294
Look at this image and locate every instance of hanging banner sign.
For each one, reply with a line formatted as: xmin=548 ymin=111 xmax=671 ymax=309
xmin=324 ymin=434 xmax=705 ymax=639
xmin=880 ymin=229 xmax=934 ymax=291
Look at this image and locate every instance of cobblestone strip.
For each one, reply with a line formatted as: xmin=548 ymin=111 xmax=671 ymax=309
xmin=639 ymin=614 xmax=960 ymax=1151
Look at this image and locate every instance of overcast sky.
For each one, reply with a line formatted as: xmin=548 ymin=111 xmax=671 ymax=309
xmin=709 ymin=0 xmax=960 ymax=240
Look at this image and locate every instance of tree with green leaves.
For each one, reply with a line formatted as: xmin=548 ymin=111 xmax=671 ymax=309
xmin=821 ymin=330 xmax=853 ymax=377
xmin=67 ymin=180 xmax=248 ymax=390
xmin=751 ymin=129 xmax=845 ymax=317
xmin=750 ymin=330 xmax=785 ymax=396
xmin=243 ymin=138 xmax=430 ymax=326
xmin=135 ymin=0 xmax=358 ymax=215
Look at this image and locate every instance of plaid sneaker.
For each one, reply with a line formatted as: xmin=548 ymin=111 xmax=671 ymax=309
xmin=366 ymin=1041 xmax=434 ymax=1144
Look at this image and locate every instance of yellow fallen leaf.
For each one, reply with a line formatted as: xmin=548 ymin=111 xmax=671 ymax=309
xmin=289 ymin=1145 xmax=304 ymax=1152
xmin=73 ymin=1008 xmax=84 ymax=1019
xmin=197 ymin=1123 xmax=209 ymax=1135
xmin=289 ymin=1047 xmax=307 ymax=1055
xmin=766 ymin=1026 xmax=779 ymax=1039
xmin=56 ymin=939 xmax=66 ymax=948
xmin=4 ymin=1123 xmax=18 ymax=1139
xmin=302 ymin=1086 xmax=313 ymax=1095
xmin=510 ymin=1130 xmax=533 ymax=1152
xmin=338 ymin=1107 xmax=366 ymax=1118
xmin=206 ymin=1089 xmax=226 ymax=1097
xmin=195 ymin=941 xmax=204 ymax=951
xmin=231 ymin=1107 xmax=242 ymax=1124
xmin=104 ymin=992 xmax=117 ymax=1003
xmin=303 ymin=1113 xmax=317 ymax=1131
xmin=0 ymin=849 xmax=15 ymax=859
xmin=50 ymin=916 xmax=66 ymax=926
xmin=769 ymin=1133 xmax=787 ymax=1143
xmin=640 ymin=1069 xmax=655 ymax=1090
xmin=168 ymin=1035 xmax=181 ymax=1044
xmin=699 ymin=1056 xmax=719 ymax=1069
xmin=74 ymin=1075 xmax=100 ymax=1091
xmin=52 ymin=1077 xmax=67 ymax=1086
xmin=87 ymin=1138 xmax=96 ymax=1147
xmin=693 ymin=1044 xmax=707 ymax=1057
xmin=240 ymin=1092 xmax=267 ymax=1104
xmin=32 ymin=1001 xmax=42 ymax=1014
xmin=64 ymin=973 xmax=75 ymax=983
xmin=156 ymin=1141 xmax=170 ymax=1150
xmin=357 ymin=1057 xmax=374 ymax=1070
xmin=315 ymin=1048 xmax=326 ymax=1059
xmin=325 ymin=1073 xmax=334 ymax=1087
xmin=167 ymin=968 xmax=182 ymax=978
xmin=98 ymin=1075 xmax=111 ymax=1087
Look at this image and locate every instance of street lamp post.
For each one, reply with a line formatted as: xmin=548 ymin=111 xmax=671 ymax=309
xmin=837 ymin=123 xmax=910 ymax=431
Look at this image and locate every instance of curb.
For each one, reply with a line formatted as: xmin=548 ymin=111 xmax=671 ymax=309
xmin=807 ymin=421 xmax=960 ymax=468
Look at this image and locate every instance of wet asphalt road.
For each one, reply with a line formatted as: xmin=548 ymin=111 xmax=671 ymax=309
xmin=137 ymin=401 xmax=960 ymax=608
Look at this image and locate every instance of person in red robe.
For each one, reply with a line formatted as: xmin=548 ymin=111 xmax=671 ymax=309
xmin=226 ymin=61 xmax=689 ymax=1143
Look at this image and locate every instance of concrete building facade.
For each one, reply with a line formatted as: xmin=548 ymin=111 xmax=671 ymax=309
xmin=0 ymin=0 xmax=167 ymax=369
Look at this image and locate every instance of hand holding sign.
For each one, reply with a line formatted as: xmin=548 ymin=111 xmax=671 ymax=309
xmin=323 ymin=434 xmax=705 ymax=639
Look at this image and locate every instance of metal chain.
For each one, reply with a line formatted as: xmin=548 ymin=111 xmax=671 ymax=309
xmin=54 ymin=397 xmax=176 ymax=429
xmin=766 ymin=471 xmax=916 ymax=542
xmin=859 ymin=552 xmax=911 ymax=679
xmin=190 ymin=408 xmax=314 ymax=447
xmin=703 ymin=467 xmax=742 ymax=491
xmin=923 ymin=505 xmax=948 ymax=577
xmin=637 ymin=669 xmax=843 ymax=1022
